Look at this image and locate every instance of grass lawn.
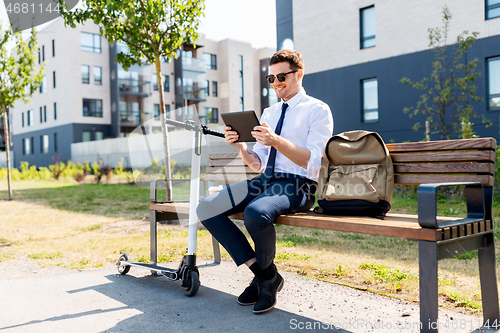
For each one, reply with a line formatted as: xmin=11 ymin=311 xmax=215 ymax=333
xmin=1 ymin=180 xmax=499 ymax=315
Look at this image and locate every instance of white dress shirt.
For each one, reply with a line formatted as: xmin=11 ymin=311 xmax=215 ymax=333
xmin=253 ymin=89 xmax=334 ymax=182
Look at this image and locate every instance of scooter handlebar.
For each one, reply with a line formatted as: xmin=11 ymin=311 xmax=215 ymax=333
xmin=163 ymin=118 xmax=225 ymax=139
xmin=201 ymin=125 xmax=226 ymax=138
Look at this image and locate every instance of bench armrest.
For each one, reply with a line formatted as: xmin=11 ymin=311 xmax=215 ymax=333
xmin=150 ymin=178 xmax=206 ymax=203
xmin=418 ymin=182 xmax=485 ymax=229
xmin=150 ymin=179 xmax=163 ymax=202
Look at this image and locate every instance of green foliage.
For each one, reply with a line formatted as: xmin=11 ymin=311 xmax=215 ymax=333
xmin=275 ymin=251 xmax=311 ymax=261
xmin=28 ymin=252 xmax=62 ymax=259
xmin=92 ymin=159 xmax=113 ymax=184
xmin=400 ymin=6 xmax=491 ymax=140
xmin=58 ymin=0 xmax=205 ymax=70
xmin=360 ymin=263 xmax=416 ymax=282
xmin=0 ymin=23 xmax=45 ymax=199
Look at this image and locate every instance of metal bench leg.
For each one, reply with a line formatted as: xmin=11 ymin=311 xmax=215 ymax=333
xmin=478 ymin=232 xmax=500 ymax=325
xmin=419 ymin=241 xmax=439 ymax=332
xmin=150 ymin=209 xmax=157 ymax=266
xmin=212 ymin=235 xmax=221 ymax=264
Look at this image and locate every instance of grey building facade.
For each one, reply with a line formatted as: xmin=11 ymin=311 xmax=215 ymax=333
xmin=276 ymin=0 xmax=500 ymax=143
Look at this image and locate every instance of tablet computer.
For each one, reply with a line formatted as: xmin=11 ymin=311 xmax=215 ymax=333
xmin=220 ymin=110 xmax=260 ymax=142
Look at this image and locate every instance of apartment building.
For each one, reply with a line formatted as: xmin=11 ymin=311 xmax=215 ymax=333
xmin=10 ymin=18 xmax=276 ymax=167
xmin=276 ymin=0 xmax=500 ymax=143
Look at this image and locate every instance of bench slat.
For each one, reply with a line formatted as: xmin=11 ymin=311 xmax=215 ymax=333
xmin=209 ymin=152 xmax=240 ymax=159
xmin=393 ymin=162 xmax=494 ymax=175
xmin=391 ymin=150 xmax=495 ymax=163
xmin=386 ymin=137 xmax=496 ymax=153
xmin=208 ymin=159 xmax=248 ymax=167
xmin=205 ymin=174 xmax=255 ymax=182
xmin=394 ymin=174 xmax=494 ymax=186
xmin=206 ymin=166 xmax=259 ymax=174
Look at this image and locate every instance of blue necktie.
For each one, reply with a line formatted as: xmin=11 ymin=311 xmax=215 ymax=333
xmin=262 ymin=103 xmax=288 ymax=184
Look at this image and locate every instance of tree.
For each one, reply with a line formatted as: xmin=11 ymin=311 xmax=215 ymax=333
xmin=58 ymin=0 xmax=205 ymax=200
xmin=400 ymin=6 xmax=491 ymax=140
xmin=0 ymin=25 xmax=44 ymax=200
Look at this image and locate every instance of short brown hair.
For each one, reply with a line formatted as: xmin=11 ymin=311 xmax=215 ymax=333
xmin=269 ymin=49 xmax=304 ymax=70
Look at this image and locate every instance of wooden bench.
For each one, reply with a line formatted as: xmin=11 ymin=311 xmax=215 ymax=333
xmin=150 ymin=137 xmax=500 ymax=332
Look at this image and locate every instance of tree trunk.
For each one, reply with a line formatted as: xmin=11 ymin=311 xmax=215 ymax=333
xmin=3 ymin=111 xmax=12 ymax=200
xmin=154 ymin=55 xmax=173 ymax=201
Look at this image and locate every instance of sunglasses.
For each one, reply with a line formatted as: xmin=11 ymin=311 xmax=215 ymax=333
xmin=266 ymin=70 xmax=298 ymax=84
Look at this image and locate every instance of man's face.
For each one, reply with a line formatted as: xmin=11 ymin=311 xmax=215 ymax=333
xmin=269 ymin=62 xmax=302 ymax=102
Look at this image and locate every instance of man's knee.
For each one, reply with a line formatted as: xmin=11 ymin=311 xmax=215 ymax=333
xmin=196 ymin=198 xmax=212 ymax=223
xmin=243 ymin=205 xmax=273 ymax=230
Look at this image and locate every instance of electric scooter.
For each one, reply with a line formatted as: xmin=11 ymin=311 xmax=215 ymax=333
xmin=116 ymin=118 xmax=225 ymax=296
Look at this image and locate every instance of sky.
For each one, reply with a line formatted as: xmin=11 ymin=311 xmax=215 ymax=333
xmin=0 ymin=0 xmax=277 ymax=50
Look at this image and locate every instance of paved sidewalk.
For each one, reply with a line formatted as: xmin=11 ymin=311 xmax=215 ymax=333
xmin=0 ymin=261 xmax=493 ymax=333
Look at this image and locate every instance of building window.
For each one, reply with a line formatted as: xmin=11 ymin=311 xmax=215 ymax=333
xmin=30 ymin=137 xmax=34 ymax=155
xmin=164 ymin=75 xmax=170 ymax=92
xmin=94 ymin=66 xmax=102 ymax=85
xmin=54 ymin=103 xmax=57 ymax=120
xmin=39 ymin=76 xmax=46 ymax=93
xmin=80 ymin=32 xmax=101 ymax=53
xmin=42 ymin=45 xmax=45 ymax=61
xmin=488 ymin=56 xmax=500 ymax=109
xmin=38 ymin=48 xmax=41 ymax=64
xmin=23 ymin=138 xmax=30 ymax=155
xmin=82 ymin=131 xmax=91 ymax=142
xmin=205 ymin=80 xmax=210 ymax=96
xmin=40 ymin=135 xmax=49 ymax=154
xmin=54 ymin=133 xmax=57 ymax=152
xmin=238 ymin=55 xmax=244 ymax=110
xmin=362 ymin=78 xmax=378 ymax=122
xmin=203 ymin=53 xmax=217 ymax=70
xmin=154 ymin=104 xmax=170 ymax=118
xmin=27 ymin=110 xmax=33 ymax=126
xmin=22 ymin=112 xmax=24 ymax=127
xmin=204 ymin=107 xmax=218 ymax=123
xmin=53 ymin=71 xmax=56 ymax=88
xmin=52 ymin=39 xmax=55 ymax=57
xmin=83 ymin=99 xmax=103 ymax=117
xmin=153 ymin=74 xmax=169 ymax=91
xmin=213 ymin=81 xmax=218 ymax=97
xmin=486 ymin=0 xmax=500 ymax=19
xmin=81 ymin=65 xmax=90 ymax=84
xmin=44 ymin=105 xmax=46 ymax=122
xmin=95 ymin=131 xmax=104 ymax=141
xmin=360 ymin=6 xmax=376 ymax=49
xmin=39 ymin=107 xmax=43 ymax=123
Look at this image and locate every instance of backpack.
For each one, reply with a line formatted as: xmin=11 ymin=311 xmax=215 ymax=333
xmin=315 ymin=130 xmax=394 ymax=219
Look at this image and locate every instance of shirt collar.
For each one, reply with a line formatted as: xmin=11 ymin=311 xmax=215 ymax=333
xmin=281 ymin=88 xmax=306 ymax=110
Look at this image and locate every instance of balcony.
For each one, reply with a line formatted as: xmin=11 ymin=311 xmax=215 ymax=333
xmin=119 ymin=79 xmax=150 ymax=96
xmin=119 ymin=110 xmax=141 ymax=126
xmin=182 ymin=57 xmax=206 ymax=73
xmin=183 ymin=86 xmax=206 ymax=102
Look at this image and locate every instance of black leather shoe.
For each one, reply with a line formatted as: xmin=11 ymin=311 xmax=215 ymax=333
xmin=237 ymin=276 xmax=259 ymax=305
xmin=253 ymin=272 xmax=284 ymax=314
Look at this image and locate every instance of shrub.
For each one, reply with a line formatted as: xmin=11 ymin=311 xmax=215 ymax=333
xmin=49 ymin=154 xmax=69 ymax=180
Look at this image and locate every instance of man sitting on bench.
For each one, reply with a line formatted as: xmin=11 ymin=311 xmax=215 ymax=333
xmin=197 ymin=49 xmax=334 ymax=314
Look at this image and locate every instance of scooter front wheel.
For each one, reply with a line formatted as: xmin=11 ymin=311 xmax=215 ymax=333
xmin=184 ymin=271 xmax=200 ymax=297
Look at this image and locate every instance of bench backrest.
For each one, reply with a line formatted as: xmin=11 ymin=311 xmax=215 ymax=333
xmin=206 ymin=138 xmax=496 ymax=187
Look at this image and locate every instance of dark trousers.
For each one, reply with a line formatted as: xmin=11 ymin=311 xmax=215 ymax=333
xmin=196 ymin=174 xmax=316 ymax=270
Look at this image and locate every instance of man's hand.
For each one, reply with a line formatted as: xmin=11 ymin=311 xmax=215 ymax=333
xmin=251 ymin=122 xmax=281 ymax=147
xmin=224 ymin=126 xmax=246 ymax=150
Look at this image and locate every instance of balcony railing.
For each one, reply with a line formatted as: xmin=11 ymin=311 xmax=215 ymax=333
xmin=182 ymin=57 xmax=206 ymax=73
xmin=120 ymin=110 xmax=141 ymax=125
xmin=119 ymin=79 xmax=150 ymax=95
xmin=183 ymin=86 xmax=207 ymax=102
